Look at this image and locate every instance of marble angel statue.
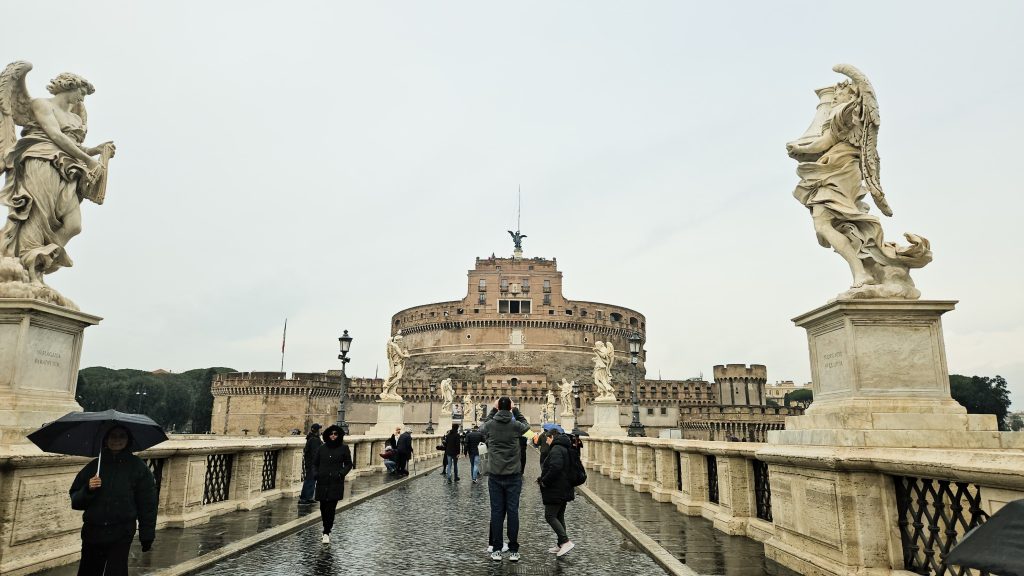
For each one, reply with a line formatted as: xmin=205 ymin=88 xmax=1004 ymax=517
xmin=786 ymin=64 xmax=931 ymax=300
xmin=381 ymin=332 xmax=410 ymax=401
xmin=559 ymin=379 xmax=574 ymax=415
xmin=545 ymin=389 xmax=556 ymax=419
xmin=0 ymin=61 xmax=115 ymax=309
xmin=592 ymin=341 xmax=616 ymax=401
xmin=439 ymin=377 xmax=454 ymax=414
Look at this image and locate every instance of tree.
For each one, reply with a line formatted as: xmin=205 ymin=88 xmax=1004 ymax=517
xmin=784 ymin=388 xmax=813 ymax=408
xmin=76 ymin=366 xmax=235 ymax=433
xmin=1009 ymin=413 xmax=1024 ymax=432
xmin=949 ymin=374 xmax=1011 ymax=431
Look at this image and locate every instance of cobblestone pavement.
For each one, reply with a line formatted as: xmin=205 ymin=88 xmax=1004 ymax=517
xmin=196 ymin=456 xmax=668 ymax=576
xmin=35 ymin=466 xmax=409 ymax=576
xmin=586 ymin=472 xmax=800 ymax=576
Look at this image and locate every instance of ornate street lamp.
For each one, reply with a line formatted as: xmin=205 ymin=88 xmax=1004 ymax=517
xmin=509 ymin=378 xmax=518 ymax=404
xmin=571 ymin=380 xmax=581 ymax=435
xmin=627 ymin=331 xmax=646 ymax=437
xmin=336 ymin=330 xmax=352 ymax=435
xmin=426 ymin=380 xmax=436 ymax=434
xmin=135 ymin=387 xmax=148 ymax=413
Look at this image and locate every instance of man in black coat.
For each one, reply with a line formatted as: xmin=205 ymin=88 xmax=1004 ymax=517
xmin=394 ymin=427 xmax=413 ymax=476
xmin=464 ymin=424 xmax=483 ymax=483
xmin=69 ymin=426 xmax=158 ymax=576
xmin=299 ymin=423 xmax=322 ymax=504
xmin=538 ymin=433 xmax=575 ymax=557
xmin=313 ymin=425 xmax=353 ymax=544
xmin=443 ymin=423 xmax=461 ymax=482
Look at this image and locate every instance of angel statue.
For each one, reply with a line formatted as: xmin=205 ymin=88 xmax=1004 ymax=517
xmin=439 ymin=378 xmax=454 ymax=414
xmin=508 ymin=229 xmax=527 ymax=252
xmin=545 ymin=389 xmax=556 ymax=420
xmin=559 ymin=379 xmax=575 ymax=415
xmin=592 ymin=341 xmax=616 ymax=401
xmin=0 ymin=62 xmax=115 ymax=309
xmin=786 ymin=64 xmax=931 ymax=300
xmin=381 ymin=331 xmax=410 ymax=401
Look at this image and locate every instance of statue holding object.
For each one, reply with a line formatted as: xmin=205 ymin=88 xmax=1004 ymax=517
xmin=786 ymin=64 xmax=931 ymax=300
xmin=0 ymin=61 xmax=116 ymax=309
xmin=381 ymin=332 xmax=410 ymax=401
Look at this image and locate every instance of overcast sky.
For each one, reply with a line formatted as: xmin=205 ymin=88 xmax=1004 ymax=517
xmin=7 ymin=1 xmax=1023 ymax=405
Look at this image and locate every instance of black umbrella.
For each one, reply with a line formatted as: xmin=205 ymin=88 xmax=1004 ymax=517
xmin=27 ymin=409 xmax=168 ymax=474
xmin=945 ymin=499 xmax=1024 ymax=576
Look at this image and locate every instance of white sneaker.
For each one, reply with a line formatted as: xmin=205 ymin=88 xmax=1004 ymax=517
xmin=557 ymin=541 xmax=575 ymax=557
xmin=321 ymin=534 xmax=330 ymax=544
xmin=490 ymin=551 xmax=502 ymax=561
xmin=509 ymin=552 xmax=520 ymax=562
xmin=548 ymin=546 xmax=560 ymax=553
xmin=486 ymin=545 xmax=493 ymax=553
xmin=502 ymin=544 xmax=509 ymax=552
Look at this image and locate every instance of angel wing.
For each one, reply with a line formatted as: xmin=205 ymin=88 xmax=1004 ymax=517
xmin=0 ymin=61 xmax=34 ymax=172
xmin=833 ymin=64 xmax=892 ymax=217
xmin=604 ymin=342 xmax=615 ymax=370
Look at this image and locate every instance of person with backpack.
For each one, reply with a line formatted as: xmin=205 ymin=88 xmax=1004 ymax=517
xmin=443 ymin=423 xmax=462 ymax=482
xmin=464 ymin=424 xmax=484 ymax=483
xmin=537 ymin=432 xmax=576 ymax=557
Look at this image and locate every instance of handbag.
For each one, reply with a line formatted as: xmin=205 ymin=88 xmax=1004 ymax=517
xmin=477 ymin=442 xmax=488 ymax=456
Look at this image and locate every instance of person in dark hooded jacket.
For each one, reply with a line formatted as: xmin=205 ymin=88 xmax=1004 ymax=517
xmin=312 ymin=425 xmax=353 ymax=544
xmin=443 ymin=423 xmax=461 ymax=481
xmin=299 ymin=423 xmax=322 ymax=504
xmin=537 ymin=433 xmax=575 ymax=557
xmin=69 ymin=425 xmax=158 ymax=576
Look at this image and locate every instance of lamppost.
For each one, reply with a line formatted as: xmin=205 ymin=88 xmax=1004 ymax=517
xmin=336 ymin=330 xmax=352 ymax=435
xmin=135 ymin=387 xmax=147 ymax=413
xmin=571 ymin=380 xmax=581 ymax=435
xmin=509 ymin=378 xmax=518 ymax=404
xmin=426 ymin=380 xmax=436 ymax=434
xmin=627 ymin=331 xmax=646 ymax=437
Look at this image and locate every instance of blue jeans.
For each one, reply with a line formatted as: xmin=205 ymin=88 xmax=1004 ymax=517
xmin=469 ymin=455 xmax=480 ymax=481
xmin=299 ymin=471 xmax=316 ymax=501
xmin=488 ymin=473 xmax=523 ymax=552
xmin=445 ymin=457 xmax=459 ymax=480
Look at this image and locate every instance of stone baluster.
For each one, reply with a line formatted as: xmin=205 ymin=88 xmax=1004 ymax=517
xmin=632 ymin=441 xmax=654 ymax=493
xmin=710 ymin=449 xmax=756 ymax=535
xmin=672 ymin=448 xmax=707 ymax=515
xmin=232 ymin=449 xmax=267 ymax=510
xmin=619 ymin=440 xmax=636 ymax=486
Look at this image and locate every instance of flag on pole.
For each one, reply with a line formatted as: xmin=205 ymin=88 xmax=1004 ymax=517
xmin=281 ymin=319 xmax=288 ymax=354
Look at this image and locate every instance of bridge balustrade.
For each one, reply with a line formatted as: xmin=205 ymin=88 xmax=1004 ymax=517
xmin=0 ymin=433 xmax=443 ymax=576
xmin=580 ymin=435 xmax=1024 ymax=575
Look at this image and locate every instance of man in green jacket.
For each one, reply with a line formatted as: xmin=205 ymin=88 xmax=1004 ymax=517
xmin=69 ymin=426 xmax=158 ymax=576
xmin=479 ymin=397 xmax=530 ymax=562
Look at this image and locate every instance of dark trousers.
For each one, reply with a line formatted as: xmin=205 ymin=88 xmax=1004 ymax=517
xmin=395 ymin=453 xmax=410 ymax=475
xmin=488 ymin=473 xmax=523 ymax=552
xmin=320 ymin=500 xmax=339 ymax=534
xmin=544 ymin=502 xmax=569 ymax=545
xmin=299 ymin=471 xmax=316 ymax=501
xmin=77 ymin=539 xmax=132 ymax=576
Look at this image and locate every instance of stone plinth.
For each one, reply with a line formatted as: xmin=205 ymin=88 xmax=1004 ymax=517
xmin=560 ymin=414 xmax=576 ymax=433
xmin=437 ymin=414 xmax=452 ymax=434
xmin=366 ymin=400 xmax=405 ymax=435
xmin=588 ymin=399 xmax=624 ymax=437
xmin=0 ymin=300 xmax=101 ymax=445
xmin=768 ymin=299 xmax=1017 ymax=449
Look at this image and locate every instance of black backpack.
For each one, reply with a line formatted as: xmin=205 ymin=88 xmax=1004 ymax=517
xmin=566 ymin=434 xmax=587 ymax=487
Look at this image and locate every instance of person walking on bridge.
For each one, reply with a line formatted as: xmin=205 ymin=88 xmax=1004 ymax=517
xmin=298 ymin=423 xmax=321 ymax=504
xmin=313 ymin=425 xmax=353 ymax=544
xmin=538 ymin=430 xmax=575 ymax=557
xmin=443 ymin=423 xmax=462 ymax=482
xmin=479 ymin=397 xmax=530 ymax=562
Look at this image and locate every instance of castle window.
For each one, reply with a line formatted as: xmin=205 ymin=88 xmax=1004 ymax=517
xmin=660 ymin=407 xmax=667 ymax=415
xmin=647 ymin=408 xmax=654 ymax=415
xmin=548 ymin=310 xmax=554 ymax=315
xmin=543 ymin=294 xmax=551 ymax=306
xmin=394 ymin=319 xmax=401 ymax=326
xmin=596 ymin=310 xmax=603 ymax=320
xmin=629 ymin=317 xmax=638 ymax=327
xmin=478 ymin=279 xmax=486 ymax=292
xmin=580 ymin=310 xmax=587 ymax=317
xmin=543 ymin=280 xmax=551 ymax=293
xmin=457 ymin=308 xmax=464 ymax=314
xmin=522 ymin=279 xmax=530 ymax=293
xmin=500 ymin=279 xmax=509 ymax=292
xmin=610 ymin=313 xmax=622 ymax=322
xmin=565 ymin=309 xmax=573 ymax=316
xmin=478 ymin=293 xmax=486 ymax=305
xmin=473 ymin=308 xmax=479 ymax=314
xmin=498 ymin=299 xmax=532 ymax=314
xmin=528 ymin=265 xmax=534 ymax=270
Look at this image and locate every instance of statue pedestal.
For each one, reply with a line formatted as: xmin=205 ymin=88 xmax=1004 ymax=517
xmin=0 ymin=300 xmax=101 ymax=445
xmin=366 ymin=399 xmax=405 ymax=436
xmin=768 ymin=300 xmax=1016 ymax=449
xmin=437 ymin=414 xmax=452 ymax=434
xmin=588 ymin=399 xmax=624 ymax=437
xmin=559 ymin=414 xmax=576 ymax=433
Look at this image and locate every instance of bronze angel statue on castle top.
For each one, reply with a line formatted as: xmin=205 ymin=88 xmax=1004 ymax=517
xmin=786 ymin=64 xmax=931 ymax=300
xmin=0 ymin=61 xmax=115 ymax=309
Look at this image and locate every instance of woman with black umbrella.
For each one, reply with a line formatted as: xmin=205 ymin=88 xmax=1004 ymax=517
xmin=68 ymin=425 xmax=158 ymax=575
xmin=313 ymin=424 xmax=353 ymax=544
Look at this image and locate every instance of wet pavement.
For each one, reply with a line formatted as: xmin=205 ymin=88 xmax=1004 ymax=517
xmin=585 ymin=472 xmax=799 ymax=576
xmin=195 ymin=455 xmax=667 ymax=576
xmin=38 ymin=452 xmax=797 ymax=576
